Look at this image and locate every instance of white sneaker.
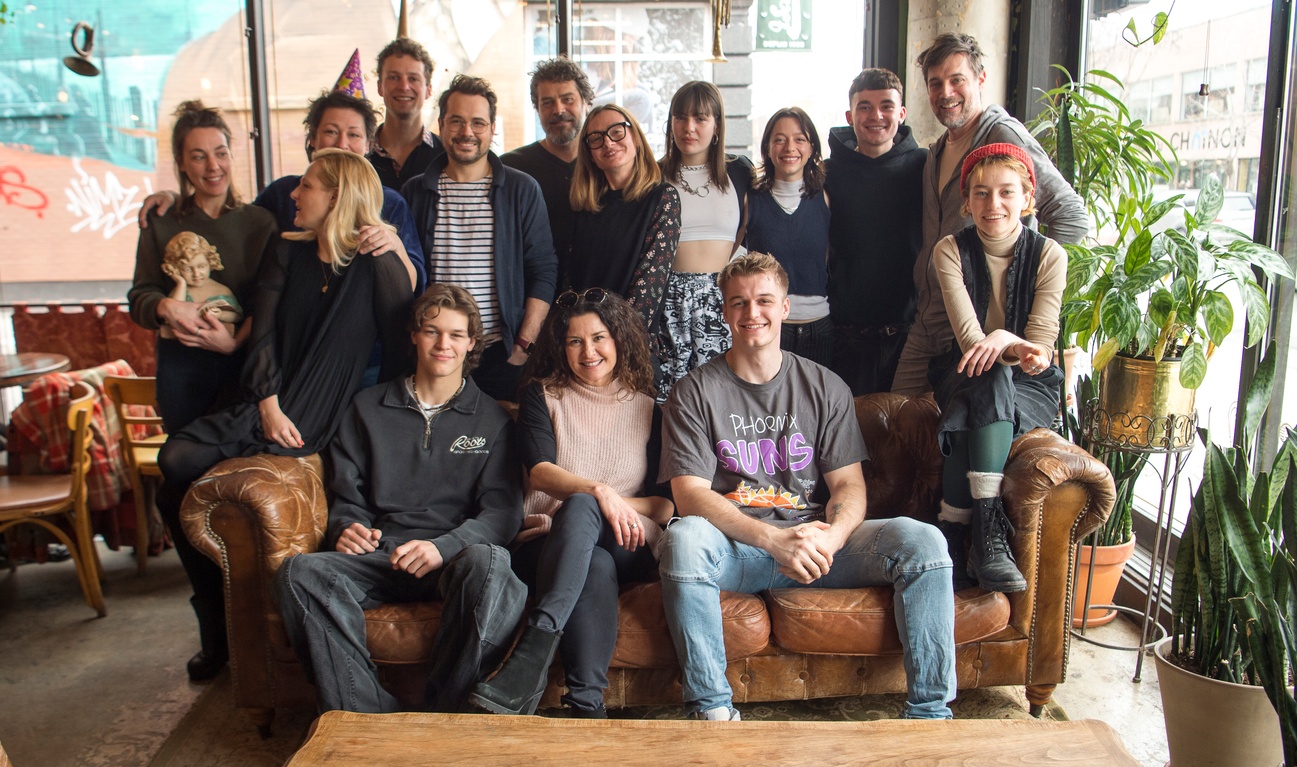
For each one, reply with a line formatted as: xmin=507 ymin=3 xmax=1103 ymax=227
xmin=693 ymin=706 xmax=741 ymax=721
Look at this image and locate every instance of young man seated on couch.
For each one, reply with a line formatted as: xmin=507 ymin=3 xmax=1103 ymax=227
xmin=273 ymin=284 xmax=526 ymax=714
xmin=657 ymin=252 xmax=958 ymax=721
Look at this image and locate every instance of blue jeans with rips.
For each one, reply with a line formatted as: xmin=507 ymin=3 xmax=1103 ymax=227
xmin=658 ymin=515 xmax=957 ymax=719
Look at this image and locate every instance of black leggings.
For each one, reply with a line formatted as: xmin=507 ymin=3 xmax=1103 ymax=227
xmin=157 ymin=436 xmax=243 ymax=646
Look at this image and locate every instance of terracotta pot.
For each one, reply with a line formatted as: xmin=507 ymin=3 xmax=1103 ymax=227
xmin=1153 ymin=637 xmax=1284 ymax=767
xmin=1071 ymin=537 xmax=1136 ymax=627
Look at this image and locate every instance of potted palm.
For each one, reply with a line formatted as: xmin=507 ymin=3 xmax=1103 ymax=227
xmin=1153 ymin=346 xmax=1296 ymax=767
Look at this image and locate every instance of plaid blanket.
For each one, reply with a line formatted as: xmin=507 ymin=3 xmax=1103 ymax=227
xmin=9 ymin=359 xmax=136 ymax=512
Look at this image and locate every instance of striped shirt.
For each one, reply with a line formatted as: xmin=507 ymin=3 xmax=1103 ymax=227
xmin=430 ymin=174 xmax=500 ymax=341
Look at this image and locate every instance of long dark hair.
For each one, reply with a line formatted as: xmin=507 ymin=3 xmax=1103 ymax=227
xmin=752 ymin=107 xmax=825 ymax=197
xmin=660 ymin=81 xmax=730 ymax=192
xmin=523 ymin=291 xmax=655 ymax=398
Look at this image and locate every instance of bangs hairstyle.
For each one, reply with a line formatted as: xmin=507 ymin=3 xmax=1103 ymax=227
xmin=849 ymin=68 xmax=903 ymax=102
xmin=717 ymin=251 xmax=789 ymax=298
xmin=916 ymin=32 xmax=985 ymax=79
xmin=753 ymin=107 xmax=825 ymax=197
xmin=410 ymin=283 xmax=485 ymax=375
xmin=571 ymin=104 xmax=661 ymax=213
xmin=529 ymin=57 xmax=595 ymax=109
xmin=281 ymin=148 xmax=392 ymax=271
xmin=171 ymin=100 xmax=241 ymax=215
xmin=962 ymin=155 xmax=1037 ymax=217
xmin=523 ymin=291 xmax=655 ymax=399
xmin=660 ymin=81 xmax=729 ymax=191
xmin=304 ymin=90 xmax=377 ymax=159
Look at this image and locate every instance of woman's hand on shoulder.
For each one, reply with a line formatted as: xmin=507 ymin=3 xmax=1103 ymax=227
xmin=136 ymin=190 xmax=178 ymax=228
xmin=957 ymin=328 xmax=1023 ymax=377
xmin=357 ymin=225 xmax=405 ymax=259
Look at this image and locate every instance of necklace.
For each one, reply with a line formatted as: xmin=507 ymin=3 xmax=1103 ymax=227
xmin=319 ymin=259 xmax=333 ymax=294
xmin=678 ymin=165 xmax=711 ymax=198
xmin=408 ymin=376 xmax=465 ymax=415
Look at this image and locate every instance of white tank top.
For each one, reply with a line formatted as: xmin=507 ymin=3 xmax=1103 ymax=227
xmin=672 ymin=164 xmax=740 ymax=243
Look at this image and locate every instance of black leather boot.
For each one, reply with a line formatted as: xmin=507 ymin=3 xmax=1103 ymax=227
xmin=969 ymin=496 xmax=1026 ymax=593
xmin=468 ymin=626 xmax=562 ymax=715
xmin=187 ymin=596 xmax=228 ymax=682
xmin=937 ymin=519 xmax=976 ymax=591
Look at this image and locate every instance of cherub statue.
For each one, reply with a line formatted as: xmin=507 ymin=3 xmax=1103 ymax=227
xmin=159 ymin=232 xmax=243 ymax=340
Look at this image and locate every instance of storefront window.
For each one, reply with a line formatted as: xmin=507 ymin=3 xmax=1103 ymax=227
xmin=0 ymin=0 xmax=247 ymax=304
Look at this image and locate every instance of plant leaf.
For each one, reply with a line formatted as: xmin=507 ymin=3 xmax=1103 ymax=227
xmin=1166 ymin=230 xmax=1200 ymax=284
xmin=1229 ymin=240 xmax=1295 ymax=279
xmin=1148 ymin=288 xmax=1175 ymax=328
xmin=1201 ymin=290 xmax=1235 ymax=346
xmin=1242 ymin=340 xmax=1277 ymax=447
xmin=1100 ymin=290 xmax=1141 ymax=347
xmin=1125 ymin=228 xmax=1154 ymax=274
xmin=1093 ymin=338 xmax=1120 ymax=369
xmin=1241 ymin=281 xmax=1272 ymax=347
xmin=1196 ymin=174 xmax=1226 ymax=225
xmin=1181 ymin=341 xmax=1208 ymax=389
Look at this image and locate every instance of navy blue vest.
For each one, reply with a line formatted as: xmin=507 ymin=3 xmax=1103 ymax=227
xmin=744 ymin=189 xmax=830 ymax=296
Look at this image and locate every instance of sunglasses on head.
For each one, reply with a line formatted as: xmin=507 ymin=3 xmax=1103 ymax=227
xmin=555 ymin=287 xmax=609 ymax=308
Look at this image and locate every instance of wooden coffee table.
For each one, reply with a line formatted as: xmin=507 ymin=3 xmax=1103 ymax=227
xmin=287 ymin=712 xmax=1141 ymax=766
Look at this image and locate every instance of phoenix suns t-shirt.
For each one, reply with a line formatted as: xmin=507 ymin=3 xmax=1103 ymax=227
xmin=659 ymin=352 xmax=868 ymax=525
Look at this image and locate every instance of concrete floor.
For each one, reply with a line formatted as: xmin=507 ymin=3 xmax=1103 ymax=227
xmin=0 ymin=542 xmax=1172 ymax=766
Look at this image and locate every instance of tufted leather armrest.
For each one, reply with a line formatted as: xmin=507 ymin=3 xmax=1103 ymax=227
xmin=179 ymin=453 xmax=328 ymax=713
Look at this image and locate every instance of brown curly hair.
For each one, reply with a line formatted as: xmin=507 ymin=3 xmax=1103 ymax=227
xmin=523 ymin=291 xmax=655 ymax=399
xmin=410 ymin=284 xmax=485 ymax=375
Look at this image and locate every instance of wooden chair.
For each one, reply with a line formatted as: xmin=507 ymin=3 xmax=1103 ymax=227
xmin=103 ymin=376 xmax=166 ymax=574
xmin=0 ymin=381 xmax=106 ymax=616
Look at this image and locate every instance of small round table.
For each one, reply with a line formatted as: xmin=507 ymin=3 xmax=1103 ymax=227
xmin=0 ymin=353 xmax=72 ymax=390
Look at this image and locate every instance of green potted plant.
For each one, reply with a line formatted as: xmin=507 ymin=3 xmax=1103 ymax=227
xmin=1154 ymin=345 xmax=1296 ymax=767
xmin=1033 ymin=70 xmax=1291 ymax=449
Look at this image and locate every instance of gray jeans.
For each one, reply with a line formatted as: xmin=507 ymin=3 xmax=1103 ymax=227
xmin=274 ymin=542 xmax=526 ymax=714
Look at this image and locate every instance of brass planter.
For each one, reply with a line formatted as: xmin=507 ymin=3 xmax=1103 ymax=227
xmin=1089 ymin=354 xmax=1197 ymax=450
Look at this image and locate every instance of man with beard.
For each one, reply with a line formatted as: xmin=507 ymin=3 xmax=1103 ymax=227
xmin=368 ymin=38 xmax=445 ymax=191
xmin=824 ymin=68 xmax=925 ymax=396
xmin=502 ymin=57 xmax=594 ymax=263
xmin=890 ymin=32 xmax=1086 ymax=395
xmin=404 ymin=75 xmax=557 ymax=402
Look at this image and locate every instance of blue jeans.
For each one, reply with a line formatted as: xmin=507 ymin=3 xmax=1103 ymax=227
xmin=659 ymin=515 xmax=957 ymax=718
xmin=274 ymin=542 xmax=527 ymax=714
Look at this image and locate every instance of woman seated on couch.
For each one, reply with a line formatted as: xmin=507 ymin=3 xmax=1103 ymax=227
xmin=469 ymin=288 xmax=673 ymax=718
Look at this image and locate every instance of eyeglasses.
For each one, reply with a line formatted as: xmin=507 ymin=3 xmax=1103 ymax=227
xmin=582 ymin=122 xmax=631 ymax=150
xmin=443 ymin=116 xmax=493 ymax=135
xmin=555 ymin=287 xmax=608 ymax=308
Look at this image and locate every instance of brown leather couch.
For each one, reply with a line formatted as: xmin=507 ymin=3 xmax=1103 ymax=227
xmin=181 ymin=393 xmax=1114 ymax=734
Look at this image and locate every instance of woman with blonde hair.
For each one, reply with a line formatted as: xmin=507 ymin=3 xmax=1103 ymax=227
xmin=157 ymin=148 xmax=413 ymax=679
xmin=657 ymin=81 xmax=751 ymax=398
xmin=566 ymin=104 xmax=679 ymax=353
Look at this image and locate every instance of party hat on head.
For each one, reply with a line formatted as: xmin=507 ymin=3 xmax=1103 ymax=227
xmin=333 ymin=49 xmax=365 ymax=99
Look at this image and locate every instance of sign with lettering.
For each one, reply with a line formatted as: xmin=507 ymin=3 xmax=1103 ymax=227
xmin=757 ymin=0 xmax=812 ymax=51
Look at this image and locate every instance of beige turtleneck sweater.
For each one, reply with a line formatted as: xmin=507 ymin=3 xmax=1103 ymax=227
xmin=933 ymin=223 xmax=1066 ymax=365
xmin=523 ymin=379 xmax=655 ymax=518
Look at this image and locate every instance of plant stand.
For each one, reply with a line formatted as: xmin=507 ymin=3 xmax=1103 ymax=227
xmin=1075 ymin=398 xmax=1197 ymax=682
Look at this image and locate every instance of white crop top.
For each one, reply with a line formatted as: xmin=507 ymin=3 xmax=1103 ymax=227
xmin=671 ymin=164 xmax=741 ymax=243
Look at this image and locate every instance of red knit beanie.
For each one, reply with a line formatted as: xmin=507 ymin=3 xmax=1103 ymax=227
xmin=960 ymin=142 xmax=1036 ymax=195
